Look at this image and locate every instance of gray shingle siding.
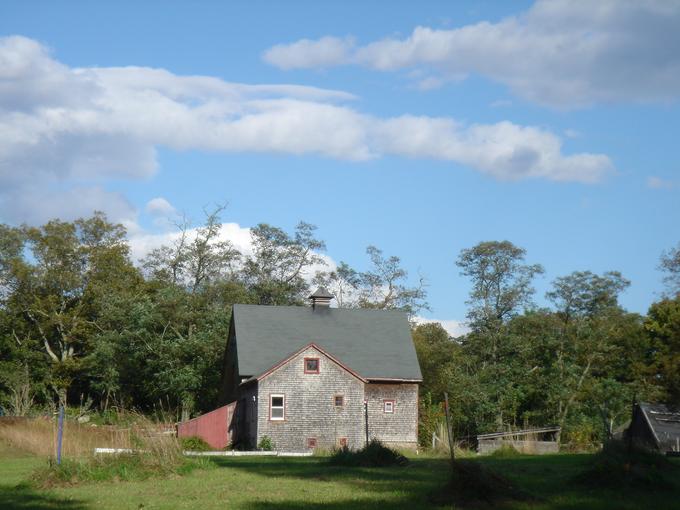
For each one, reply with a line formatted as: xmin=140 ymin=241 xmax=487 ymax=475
xmin=256 ymin=346 xmax=365 ymax=450
xmin=365 ymin=383 xmax=418 ymax=447
xmin=222 ymin=304 xmax=422 ymax=450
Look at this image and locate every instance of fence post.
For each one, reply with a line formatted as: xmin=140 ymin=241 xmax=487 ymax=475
xmin=444 ymin=392 xmax=455 ymax=467
xmin=56 ymin=404 xmax=64 ymax=465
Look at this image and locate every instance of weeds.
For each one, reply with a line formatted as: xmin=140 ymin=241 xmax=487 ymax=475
xmin=33 ymin=455 xmax=212 ymax=488
xmin=431 ymin=459 xmax=532 ymax=508
xmin=574 ymin=440 xmax=680 ymax=490
xmin=329 ymin=439 xmax=408 ymax=467
xmin=0 ymin=411 xmax=212 ymax=487
xmin=180 ymin=436 xmax=212 ymax=452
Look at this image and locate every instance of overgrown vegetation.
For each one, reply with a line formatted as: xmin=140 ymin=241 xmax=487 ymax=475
xmin=329 ymin=439 xmax=408 ymax=467
xmin=33 ymin=454 xmax=210 ymax=487
xmin=179 ymin=436 xmax=212 ymax=452
xmin=432 ymin=459 xmax=531 ymax=508
xmin=0 ymin=412 xmax=213 ymax=487
xmin=574 ymin=440 xmax=680 ymax=491
xmin=1 ymin=211 xmax=679 ymax=447
xmin=257 ymin=435 xmax=274 ymax=451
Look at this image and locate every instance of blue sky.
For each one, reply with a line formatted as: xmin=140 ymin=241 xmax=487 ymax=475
xmin=2 ymin=1 xmax=679 ymax=332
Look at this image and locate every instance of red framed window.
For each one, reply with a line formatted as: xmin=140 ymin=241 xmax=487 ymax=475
xmin=270 ymin=394 xmax=285 ymax=421
xmin=304 ymin=357 xmax=320 ymax=374
xmin=334 ymin=395 xmax=344 ymax=407
xmin=339 ymin=437 xmax=348 ymax=448
xmin=307 ymin=437 xmax=317 ymax=448
xmin=383 ymin=400 xmax=395 ymax=414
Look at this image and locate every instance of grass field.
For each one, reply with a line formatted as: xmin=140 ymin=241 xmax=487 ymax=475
xmin=1 ymin=442 xmax=679 ymax=509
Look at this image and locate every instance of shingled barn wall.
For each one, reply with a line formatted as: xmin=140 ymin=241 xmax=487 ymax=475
xmin=365 ymin=383 xmax=419 ymax=448
xmin=256 ymin=346 xmax=365 ymax=451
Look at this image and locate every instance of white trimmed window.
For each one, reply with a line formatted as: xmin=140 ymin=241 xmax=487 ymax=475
xmin=270 ymin=394 xmax=285 ymax=421
xmin=383 ymin=400 xmax=395 ymax=414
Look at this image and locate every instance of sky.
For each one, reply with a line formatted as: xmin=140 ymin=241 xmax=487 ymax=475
xmin=1 ymin=0 xmax=679 ymax=335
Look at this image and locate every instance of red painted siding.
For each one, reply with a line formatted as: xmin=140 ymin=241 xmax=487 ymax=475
xmin=177 ymin=402 xmax=236 ymax=449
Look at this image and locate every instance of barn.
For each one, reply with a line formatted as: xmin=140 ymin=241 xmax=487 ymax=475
xmin=216 ymin=288 xmax=422 ymax=451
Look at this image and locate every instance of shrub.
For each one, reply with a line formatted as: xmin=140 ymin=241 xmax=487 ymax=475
xmin=489 ymin=444 xmax=521 ymax=458
xmin=33 ymin=454 xmax=211 ymax=487
xmin=431 ymin=460 xmax=531 ymax=507
xmin=329 ymin=439 xmax=408 ymax=467
xmin=180 ymin=436 xmax=212 ymax=451
xmin=258 ymin=435 xmax=274 ymax=451
xmin=574 ymin=440 xmax=680 ymax=490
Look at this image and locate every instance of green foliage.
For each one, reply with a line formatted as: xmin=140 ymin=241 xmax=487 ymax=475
xmin=574 ymin=440 xmax=680 ymax=490
xmin=645 ymin=296 xmax=680 ymax=404
xmin=489 ymin=444 xmax=522 ymax=458
xmin=258 ymin=435 xmax=274 ymax=451
xmin=33 ymin=455 xmax=211 ymax=487
xmin=432 ymin=459 xmax=530 ymax=507
xmin=329 ymin=439 xmax=408 ymax=467
xmin=179 ymin=436 xmax=212 ymax=451
xmin=660 ymin=242 xmax=680 ymax=296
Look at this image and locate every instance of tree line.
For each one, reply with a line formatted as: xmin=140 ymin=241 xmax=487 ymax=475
xmin=414 ymin=240 xmax=680 ymax=446
xmin=0 ymin=208 xmax=426 ymax=420
xmin=0 ymin=209 xmax=678 ymax=445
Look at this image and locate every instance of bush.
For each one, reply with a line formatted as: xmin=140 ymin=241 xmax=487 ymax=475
xmin=180 ymin=436 xmax=212 ymax=451
xmin=33 ymin=454 xmax=211 ymax=487
xmin=574 ymin=440 xmax=680 ymax=490
xmin=329 ymin=439 xmax=408 ymax=467
xmin=431 ymin=460 xmax=531 ymax=507
xmin=489 ymin=444 xmax=521 ymax=458
xmin=258 ymin=435 xmax=274 ymax=451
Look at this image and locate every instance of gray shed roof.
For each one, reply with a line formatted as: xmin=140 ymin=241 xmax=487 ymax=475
xmin=639 ymin=402 xmax=680 ymax=453
xmin=232 ymin=304 xmax=422 ymax=381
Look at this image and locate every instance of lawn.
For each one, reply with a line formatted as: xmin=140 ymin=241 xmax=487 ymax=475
xmin=1 ymin=444 xmax=679 ymax=510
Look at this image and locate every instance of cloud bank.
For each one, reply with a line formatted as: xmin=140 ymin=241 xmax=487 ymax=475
xmin=264 ymin=0 xmax=680 ymax=108
xmin=0 ymin=35 xmax=612 ymax=225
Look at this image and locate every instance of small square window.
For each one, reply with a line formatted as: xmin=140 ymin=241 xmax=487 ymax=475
xmin=339 ymin=437 xmax=348 ymax=448
xmin=307 ymin=437 xmax=317 ymax=448
xmin=383 ymin=400 xmax=395 ymax=414
xmin=334 ymin=395 xmax=344 ymax=407
xmin=304 ymin=357 xmax=319 ymax=374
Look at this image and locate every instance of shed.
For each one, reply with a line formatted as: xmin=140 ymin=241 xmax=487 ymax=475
xmin=627 ymin=402 xmax=680 ymax=455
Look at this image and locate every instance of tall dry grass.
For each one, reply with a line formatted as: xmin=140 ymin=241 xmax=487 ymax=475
xmin=0 ymin=413 xmax=179 ymax=461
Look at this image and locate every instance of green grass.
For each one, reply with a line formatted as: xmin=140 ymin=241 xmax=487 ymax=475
xmin=1 ymin=442 xmax=679 ymax=509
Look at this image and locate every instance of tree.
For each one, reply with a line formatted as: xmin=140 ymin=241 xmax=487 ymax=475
xmin=456 ymin=241 xmax=542 ymax=366
xmin=314 ymin=246 xmax=428 ymax=315
xmin=645 ymin=297 xmax=680 ymax=404
xmin=660 ymin=243 xmax=680 ymax=297
xmin=545 ymin=270 xmax=634 ymax=441
xmin=244 ymin=221 xmax=326 ymax=305
xmin=312 ymin=262 xmax=361 ymax=308
xmin=141 ymin=205 xmax=240 ymax=291
xmin=1 ymin=213 xmax=139 ymax=406
xmin=357 ymin=246 xmax=428 ymax=315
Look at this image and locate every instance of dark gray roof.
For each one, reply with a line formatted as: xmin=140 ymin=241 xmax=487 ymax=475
xmin=639 ymin=402 xmax=680 ymax=452
xmin=232 ymin=304 xmax=422 ymax=381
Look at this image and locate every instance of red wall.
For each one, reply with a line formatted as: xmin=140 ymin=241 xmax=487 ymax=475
xmin=177 ymin=402 xmax=235 ymax=449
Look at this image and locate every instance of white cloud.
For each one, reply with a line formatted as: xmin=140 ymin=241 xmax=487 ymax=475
xmin=146 ymin=197 xmax=177 ymax=217
xmin=263 ymin=36 xmax=355 ymax=70
xmin=413 ymin=316 xmax=470 ymax=338
xmin=490 ymin=99 xmax=513 ymax=108
xmin=647 ymin=176 xmax=676 ymax=190
xmin=263 ymin=0 xmax=680 ymax=108
xmin=0 ymin=35 xmax=614 ymax=224
xmin=128 ymin=221 xmax=254 ymax=265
